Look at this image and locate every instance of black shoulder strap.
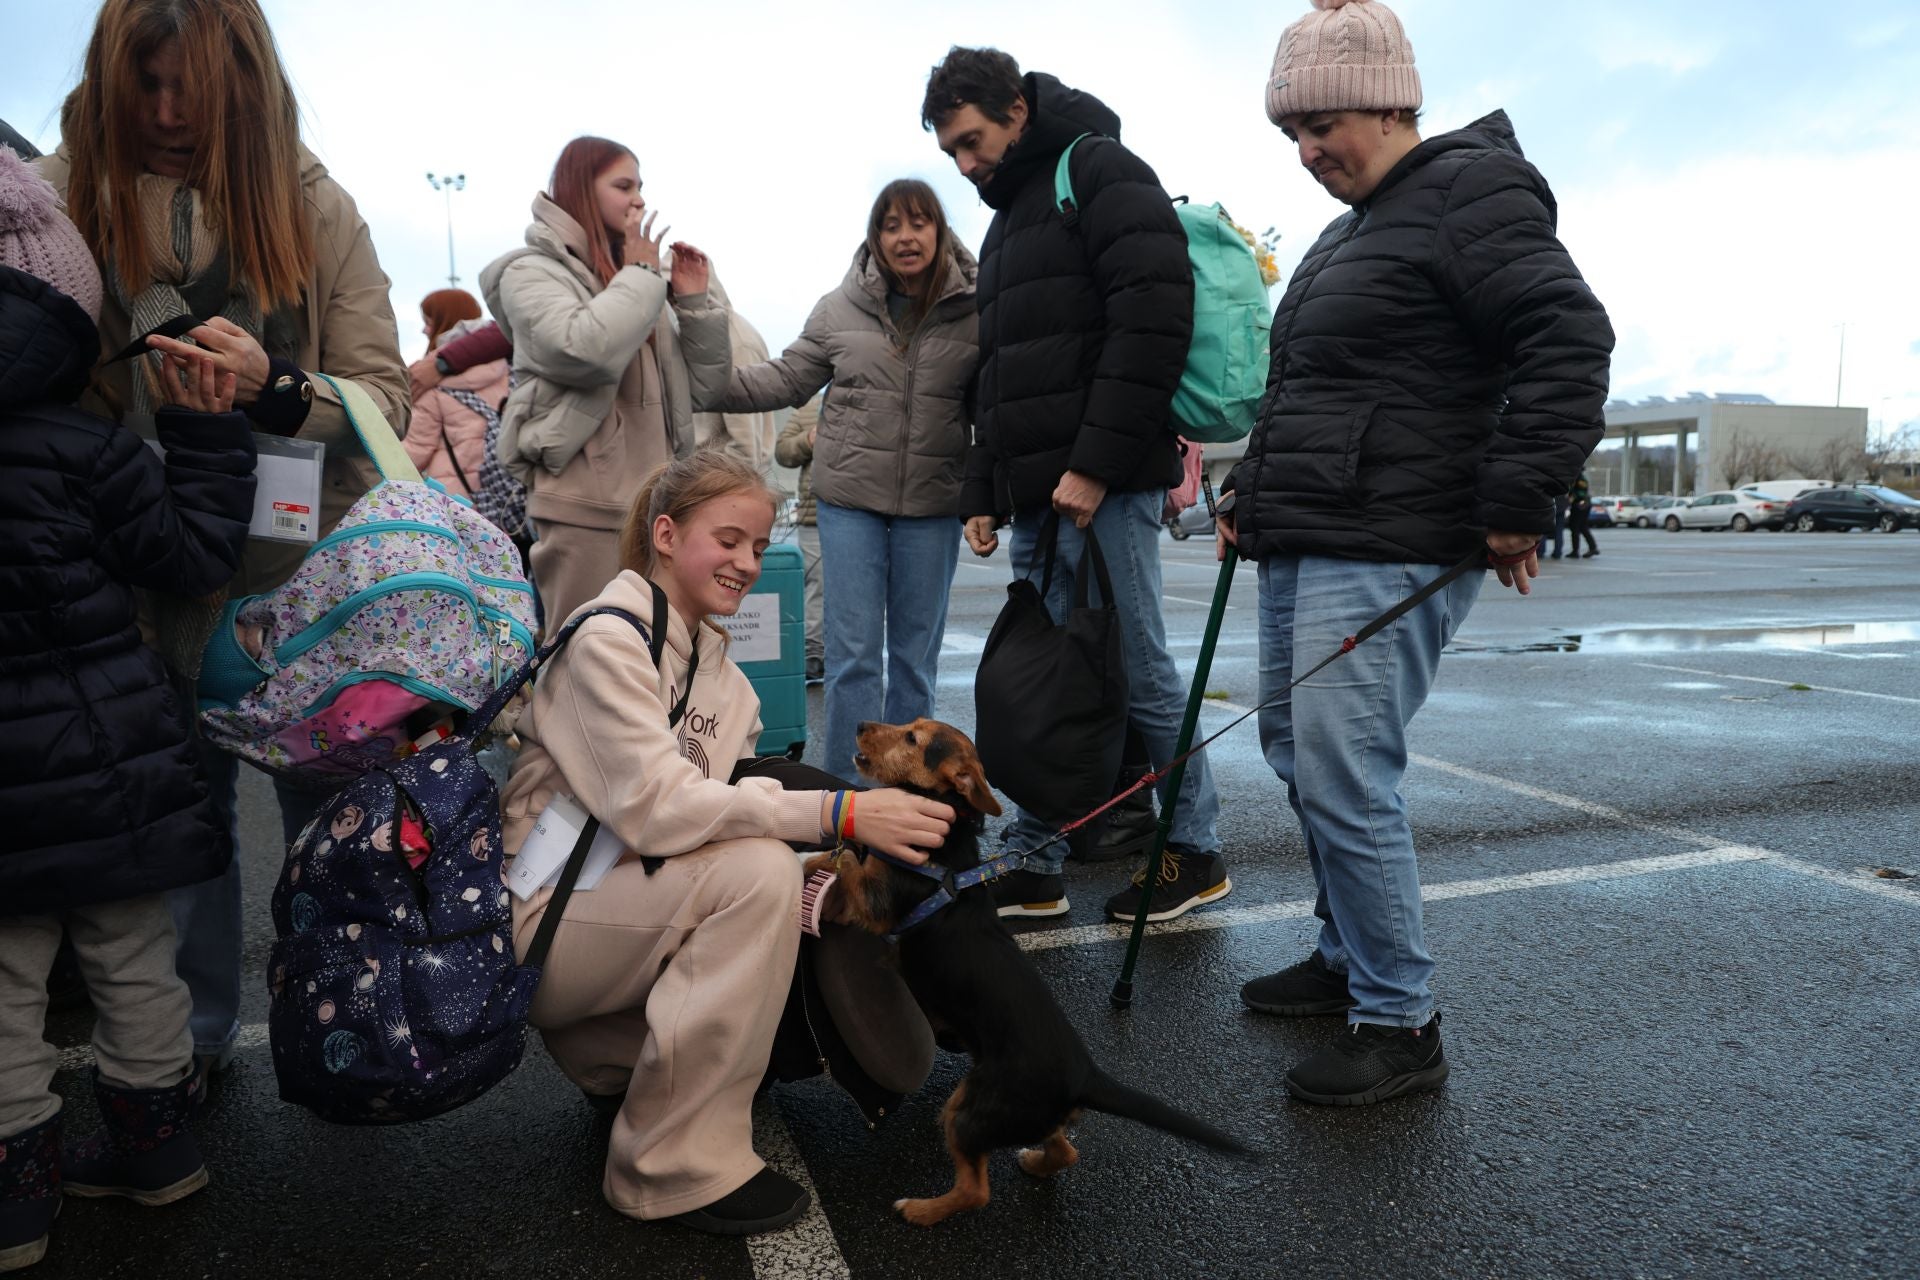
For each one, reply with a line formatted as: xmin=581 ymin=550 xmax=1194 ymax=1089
xmin=522 ymin=579 xmax=695 ymax=969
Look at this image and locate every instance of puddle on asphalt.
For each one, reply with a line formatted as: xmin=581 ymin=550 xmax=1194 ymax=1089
xmin=1452 ymin=620 xmax=1920 ymax=656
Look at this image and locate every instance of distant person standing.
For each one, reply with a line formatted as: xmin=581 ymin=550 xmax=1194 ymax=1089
xmin=774 ymin=392 xmax=827 ymax=683
xmin=1229 ymin=0 xmax=1612 ymax=1104
xmin=37 ymin=0 xmax=408 ymax=1091
xmin=1538 ymin=492 xmax=1569 ymax=560
xmin=480 ymin=135 xmax=722 ymax=626
xmin=1567 ymin=472 xmax=1599 ymax=557
xmin=679 ymin=180 xmax=978 ymax=781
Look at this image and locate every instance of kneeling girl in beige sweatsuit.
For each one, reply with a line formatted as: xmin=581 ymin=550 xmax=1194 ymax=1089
xmin=498 ymin=448 xmax=953 ymax=1235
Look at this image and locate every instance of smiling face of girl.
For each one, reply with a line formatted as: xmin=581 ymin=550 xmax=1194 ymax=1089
xmin=651 ymin=489 xmax=777 ymax=628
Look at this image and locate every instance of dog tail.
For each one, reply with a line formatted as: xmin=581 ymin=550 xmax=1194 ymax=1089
xmin=1079 ymin=1068 xmax=1248 ymax=1154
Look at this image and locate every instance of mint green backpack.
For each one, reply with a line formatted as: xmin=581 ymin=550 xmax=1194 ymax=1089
xmin=1054 ymin=134 xmax=1272 ymax=443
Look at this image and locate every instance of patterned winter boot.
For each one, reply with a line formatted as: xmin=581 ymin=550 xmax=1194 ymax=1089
xmin=0 ymin=1114 xmax=61 ymax=1272
xmin=60 ymin=1069 xmax=206 ymax=1207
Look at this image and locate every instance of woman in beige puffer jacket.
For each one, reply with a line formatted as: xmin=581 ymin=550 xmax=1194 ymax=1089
xmin=679 ymin=180 xmax=977 ymax=779
xmin=479 ymin=135 xmax=723 ymax=627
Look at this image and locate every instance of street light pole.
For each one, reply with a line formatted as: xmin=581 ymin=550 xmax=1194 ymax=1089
xmin=426 ymin=171 xmax=466 ymax=287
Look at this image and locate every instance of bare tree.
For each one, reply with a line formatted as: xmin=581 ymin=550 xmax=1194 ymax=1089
xmin=1717 ymin=430 xmax=1761 ymax=488
xmin=1861 ymin=423 xmax=1918 ymax=484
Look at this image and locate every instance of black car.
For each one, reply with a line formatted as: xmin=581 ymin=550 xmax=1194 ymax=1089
xmin=1782 ymin=486 xmax=1920 ymax=533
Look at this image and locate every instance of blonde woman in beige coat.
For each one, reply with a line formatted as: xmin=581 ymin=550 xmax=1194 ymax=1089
xmin=36 ymin=0 xmax=409 ymax=1086
xmin=480 ymin=135 xmax=724 ymax=627
xmin=500 ymin=451 xmax=952 ymax=1234
xmin=680 ymin=180 xmax=978 ymax=779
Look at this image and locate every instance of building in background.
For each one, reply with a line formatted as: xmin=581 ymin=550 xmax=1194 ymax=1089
xmin=1594 ymin=395 xmax=1868 ymax=496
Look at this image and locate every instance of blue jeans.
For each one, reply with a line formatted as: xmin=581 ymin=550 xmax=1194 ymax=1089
xmin=997 ymin=489 xmax=1222 ymax=875
xmin=1255 ymin=555 xmax=1483 ymax=1028
xmin=813 ymin=502 xmax=961 ymax=779
xmin=169 ymin=742 xmax=326 ymax=1062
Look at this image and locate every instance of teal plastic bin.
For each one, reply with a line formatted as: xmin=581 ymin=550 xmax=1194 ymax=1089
xmin=720 ymin=541 xmax=807 ymax=759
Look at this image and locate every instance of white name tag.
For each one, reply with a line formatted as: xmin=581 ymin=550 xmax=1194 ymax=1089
xmin=145 ymin=431 xmax=325 ymax=544
xmin=507 ymin=795 xmax=629 ymax=900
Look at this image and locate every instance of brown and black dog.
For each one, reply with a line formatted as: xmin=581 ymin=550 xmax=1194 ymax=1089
xmin=805 ymin=718 xmax=1246 ymax=1227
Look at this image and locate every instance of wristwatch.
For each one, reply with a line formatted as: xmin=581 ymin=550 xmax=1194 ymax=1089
xmin=434 ymin=355 xmax=453 ymax=376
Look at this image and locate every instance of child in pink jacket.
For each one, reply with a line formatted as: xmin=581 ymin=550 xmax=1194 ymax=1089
xmin=497 ymin=451 xmax=953 ymax=1236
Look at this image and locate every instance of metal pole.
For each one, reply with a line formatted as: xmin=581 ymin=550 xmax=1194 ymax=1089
xmin=1112 ymin=478 xmax=1237 ymax=1009
xmin=427 ymin=172 xmax=466 ymax=287
xmin=443 ymin=183 xmax=457 ymax=287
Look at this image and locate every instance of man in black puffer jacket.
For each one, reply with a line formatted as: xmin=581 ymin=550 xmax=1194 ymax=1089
xmin=1229 ymin=1 xmax=1612 ymax=1106
xmin=924 ymin=47 xmax=1231 ymax=925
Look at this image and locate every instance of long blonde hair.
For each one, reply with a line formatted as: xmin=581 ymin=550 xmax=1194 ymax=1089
xmin=619 ymin=453 xmax=782 ymax=581
xmin=61 ymin=0 xmax=314 ymax=308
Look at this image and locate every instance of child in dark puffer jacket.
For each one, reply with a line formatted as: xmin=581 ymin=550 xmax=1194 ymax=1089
xmin=0 ymin=146 xmax=258 ymax=1273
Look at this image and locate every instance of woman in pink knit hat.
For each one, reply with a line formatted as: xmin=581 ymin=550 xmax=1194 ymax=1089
xmin=1225 ymin=0 xmax=1615 ymax=1104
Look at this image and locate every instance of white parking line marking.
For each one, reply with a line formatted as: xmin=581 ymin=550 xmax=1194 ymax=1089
xmin=1633 ymin=662 xmax=1920 ymax=705
xmin=1015 ymin=847 xmax=1771 ymax=951
xmin=1185 ymin=698 xmax=1919 ymax=910
xmin=1164 ymin=594 xmax=1237 ymax=610
xmin=750 ymin=1094 xmax=852 ymax=1280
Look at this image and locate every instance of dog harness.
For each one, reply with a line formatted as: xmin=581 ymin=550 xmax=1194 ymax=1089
xmin=871 ymin=849 xmax=1025 ymax=938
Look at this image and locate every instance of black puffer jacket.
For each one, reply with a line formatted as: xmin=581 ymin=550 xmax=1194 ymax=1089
xmin=0 ymin=265 xmax=257 ymax=916
xmin=963 ymin=72 xmax=1193 ymax=519
xmin=1229 ymin=111 xmax=1613 ymax=565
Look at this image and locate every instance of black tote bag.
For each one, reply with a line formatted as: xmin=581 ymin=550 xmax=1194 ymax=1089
xmin=973 ymin=510 xmax=1130 ymax=825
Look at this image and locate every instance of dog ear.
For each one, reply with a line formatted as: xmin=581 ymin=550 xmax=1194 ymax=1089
xmin=943 ymin=758 xmax=1002 ymax=816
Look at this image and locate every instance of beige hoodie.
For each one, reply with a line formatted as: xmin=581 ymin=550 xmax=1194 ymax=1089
xmin=499 ymin=570 xmax=827 ymax=861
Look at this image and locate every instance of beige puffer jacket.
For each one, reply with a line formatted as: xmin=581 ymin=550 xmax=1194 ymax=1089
xmin=680 ymin=244 xmax=978 ymax=519
xmin=481 ymin=195 xmax=727 ymax=531
xmin=36 ymin=143 xmax=408 ymax=596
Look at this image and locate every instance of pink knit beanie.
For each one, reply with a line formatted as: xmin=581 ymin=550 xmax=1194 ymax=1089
xmin=0 ymin=146 xmax=103 ymax=323
xmin=1266 ymin=0 xmax=1422 ymax=125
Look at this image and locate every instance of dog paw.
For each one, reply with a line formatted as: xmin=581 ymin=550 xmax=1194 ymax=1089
xmin=1017 ymin=1147 xmax=1051 ymax=1178
xmin=893 ymin=1197 xmax=945 ymax=1228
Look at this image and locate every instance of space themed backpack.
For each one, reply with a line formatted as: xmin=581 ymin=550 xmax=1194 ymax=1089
xmin=266 ymin=596 xmax=668 ymax=1124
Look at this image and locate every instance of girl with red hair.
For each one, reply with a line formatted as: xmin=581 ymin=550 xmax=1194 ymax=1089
xmin=479 ymin=136 xmax=721 ymax=626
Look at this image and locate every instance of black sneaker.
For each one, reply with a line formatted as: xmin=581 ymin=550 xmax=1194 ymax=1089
xmin=989 ymin=868 xmax=1069 ymax=918
xmin=1240 ymin=952 xmax=1355 ymax=1016
xmin=1103 ymin=850 xmax=1230 ymax=923
xmin=1284 ymin=1013 xmax=1448 ymax=1106
xmin=671 ymin=1167 xmax=810 ymax=1236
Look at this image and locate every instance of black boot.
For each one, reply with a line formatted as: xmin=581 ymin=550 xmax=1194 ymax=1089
xmin=1070 ymin=765 xmax=1158 ymax=864
xmin=60 ymin=1069 xmax=207 ymax=1207
xmin=0 ymin=1115 xmax=60 ymax=1272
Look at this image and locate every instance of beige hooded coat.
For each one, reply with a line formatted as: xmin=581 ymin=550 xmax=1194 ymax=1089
xmin=35 ymin=143 xmax=408 ymax=596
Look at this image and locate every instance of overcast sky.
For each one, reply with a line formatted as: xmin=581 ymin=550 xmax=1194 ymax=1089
xmin=4 ymin=0 xmax=1916 ymax=435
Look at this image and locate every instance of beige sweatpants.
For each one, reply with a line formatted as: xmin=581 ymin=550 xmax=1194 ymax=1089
xmin=511 ymin=837 xmax=801 ymax=1220
xmin=0 ymin=896 xmax=194 ymax=1137
xmin=529 ymin=520 xmax=622 ymax=633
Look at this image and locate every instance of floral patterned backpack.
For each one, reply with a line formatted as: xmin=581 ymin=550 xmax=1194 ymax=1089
xmin=195 ymin=376 xmax=536 ymax=784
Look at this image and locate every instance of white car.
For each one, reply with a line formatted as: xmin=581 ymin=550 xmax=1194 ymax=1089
xmin=1661 ymin=490 xmax=1790 ymax=532
xmin=1737 ymin=479 xmax=1837 ymax=502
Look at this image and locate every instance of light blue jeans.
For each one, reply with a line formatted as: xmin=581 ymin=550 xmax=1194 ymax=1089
xmin=169 ymin=743 xmax=325 ymax=1062
xmin=996 ymin=488 xmax=1222 ymax=875
xmin=1256 ymin=554 xmax=1483 ymax=1028
xmin=813 ymin=502 xmax=961 ymax=780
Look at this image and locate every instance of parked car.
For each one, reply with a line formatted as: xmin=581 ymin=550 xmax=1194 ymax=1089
xmin=1782 ymin=486 xmax=1920 ymax=533
xmin=1592 ymin=495 xmax=1642 ymax=525
xmin=1586 ymin=500 xmax=1614 ymax=528
xmin=1737 ymin=479 xmax=1838 ymax=502
xmin=1165 ymin=500 xmax=1218 ymax=540
xmin=1661 ymin=490 xmax=1790 ymax=531
xmin=1626 ymin=495 xmax=1685 ymax=528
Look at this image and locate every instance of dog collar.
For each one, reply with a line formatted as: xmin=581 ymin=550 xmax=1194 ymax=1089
xmin=874 ymin=849 xmax=1025 ymax=938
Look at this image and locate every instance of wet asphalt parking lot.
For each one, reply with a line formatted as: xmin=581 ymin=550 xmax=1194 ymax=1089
xmin=38 ymin=525 xmax=1920 ymax=1279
